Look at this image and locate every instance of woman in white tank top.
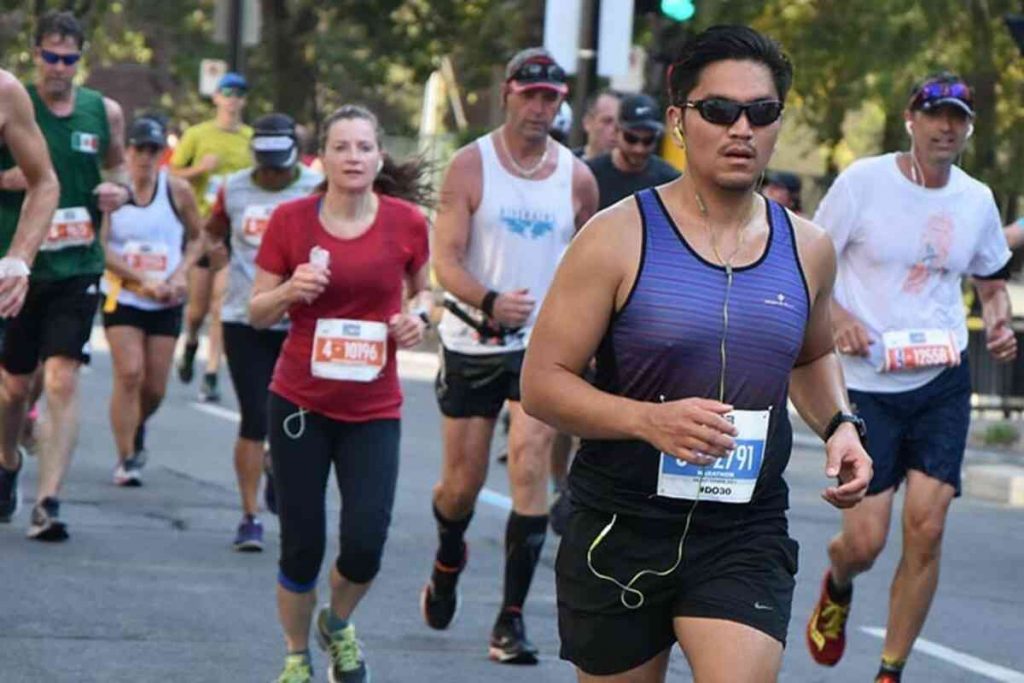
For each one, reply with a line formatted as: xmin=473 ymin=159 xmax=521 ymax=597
xmin=100 ymin=117 xmax=204 ymax=487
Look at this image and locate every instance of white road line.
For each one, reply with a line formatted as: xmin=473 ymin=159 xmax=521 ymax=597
xmin=189 ymin=400 xmax=514 ymax=511
xmin=861 ymin=627 xmax=1024 ymax=682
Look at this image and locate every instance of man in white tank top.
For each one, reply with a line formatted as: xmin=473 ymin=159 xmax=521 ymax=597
xmin=422 ymin=48 xmax=598 ymax=664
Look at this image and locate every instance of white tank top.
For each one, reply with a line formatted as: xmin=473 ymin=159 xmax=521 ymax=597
xmin=101 ymin=170 xmax=184 ymax=311
xmin=438 ymin=134 xmax=576 ymax=355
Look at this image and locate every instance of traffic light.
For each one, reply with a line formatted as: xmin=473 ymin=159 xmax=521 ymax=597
xmin=661 ymin=0 xmax=696 ymax=22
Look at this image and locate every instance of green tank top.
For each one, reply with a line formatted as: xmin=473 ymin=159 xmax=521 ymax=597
xmin=0 ymin=84 xmax=109 ymax=281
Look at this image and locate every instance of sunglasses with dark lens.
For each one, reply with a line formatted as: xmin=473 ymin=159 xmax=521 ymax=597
xmin=912 ymin=80 xmax=973 ymax=108
xmin=623 ymin=130 xmax=657 ymax=147
xmin=684 ymin=98 xmax=784 ymax=127
xmin=39 ymin=49 xmax=81 ymax=66
xmin=511 ymin=61 xmax=566 ymax=84
xmin=219 ymin=87 xmax=247 ymax=98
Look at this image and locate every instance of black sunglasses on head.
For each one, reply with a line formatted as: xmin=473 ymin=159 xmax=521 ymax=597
xmin=39 ymin=48 xmax=81 ymax=66
xmin=684 ymin=98 xmax=784 ymax=127
xmin=622 ymin=130 xmax=658 ymax=147
xmin=510 ymin=61 xmax=566 ymax=84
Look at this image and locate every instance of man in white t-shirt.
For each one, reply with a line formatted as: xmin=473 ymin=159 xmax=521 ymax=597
xmin=805 ymin=72 xmax=1017 ymax=683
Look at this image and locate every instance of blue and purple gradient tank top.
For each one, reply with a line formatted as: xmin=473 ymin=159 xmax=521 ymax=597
xmin=570 ymin=189 xmax=811 ymax=526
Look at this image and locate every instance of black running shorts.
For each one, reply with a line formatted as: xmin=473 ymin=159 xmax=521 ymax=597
xmin=2 ymin=275 xmax=101 ymax=374
xmin=434 ymin=347 xmax=524 ymax=419
xmin=556 ymin=504 xmax=799 ymax=676
xmin=102 ymin=303 xmax=183 ymax=338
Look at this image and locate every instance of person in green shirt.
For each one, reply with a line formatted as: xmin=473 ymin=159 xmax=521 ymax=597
xmin=170 ymin=72 xmax=253 ymax=404
xmin=0 ymin=10 xmax=132 ymax=541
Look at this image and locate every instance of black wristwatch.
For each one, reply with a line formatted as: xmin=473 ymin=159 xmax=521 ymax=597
xmin=824 ymin=411 xmax=867 ymax=445
xmin=417 ymin=309 xmax=432 ymax=328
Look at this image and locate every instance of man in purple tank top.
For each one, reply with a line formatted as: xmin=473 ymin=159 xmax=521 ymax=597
xmin=522 ymin=26 xmax=873 ymax=682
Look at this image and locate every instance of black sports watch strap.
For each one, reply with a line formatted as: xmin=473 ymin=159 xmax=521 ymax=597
xmin=824 ymin=411 xmax=867 ymax=445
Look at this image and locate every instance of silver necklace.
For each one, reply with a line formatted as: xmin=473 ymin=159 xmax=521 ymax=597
xmin=497 ymin=127 xmax=549 ymax=178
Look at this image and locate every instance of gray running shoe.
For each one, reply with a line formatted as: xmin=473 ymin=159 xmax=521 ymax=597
xmin=316 ymin=609 xmax=370 ymax=683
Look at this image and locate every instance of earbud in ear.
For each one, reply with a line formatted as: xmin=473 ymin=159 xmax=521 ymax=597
xmin=965 ymin=123 xmax=974 ymax=139
xmin=904 ymin=121 xmax=913 ymax=136
xmin=376 ymin=158 xmax=384 ymax=174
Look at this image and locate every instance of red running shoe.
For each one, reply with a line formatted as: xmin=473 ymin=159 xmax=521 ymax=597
xmin=806 ymin=570 xmax=853 ymax=666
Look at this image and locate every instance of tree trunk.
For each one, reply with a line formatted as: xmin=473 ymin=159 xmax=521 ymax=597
xmin=261 ymin=0 xmax=317 ymax=125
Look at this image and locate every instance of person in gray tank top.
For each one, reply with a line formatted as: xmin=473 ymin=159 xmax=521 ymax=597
xmin=521 ymin=26 xmax=873 ymax=682
xmin=204 ymin=113 xmax=321 ymax=553
xmin=422 ymin=47 xmax=598 ymax=665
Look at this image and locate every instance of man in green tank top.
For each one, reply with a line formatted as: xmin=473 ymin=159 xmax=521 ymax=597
xmin=0 ymin=10 xmax=131 ymax=542
xmin=171 ymin=72 xmax=253 ymax=404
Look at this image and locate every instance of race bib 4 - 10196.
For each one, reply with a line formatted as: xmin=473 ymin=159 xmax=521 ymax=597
xmin=657 ymin=408 xmax=771 ymax=504
xmin=311 ymin=318 xmax=387 ymax=382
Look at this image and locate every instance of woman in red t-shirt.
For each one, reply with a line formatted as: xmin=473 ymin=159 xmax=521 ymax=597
xmin=250 ymin=104 xmax=432 ymax=683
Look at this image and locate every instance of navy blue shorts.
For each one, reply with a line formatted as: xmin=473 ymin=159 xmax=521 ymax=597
xmin=849 ymin=354 xmax=970 ymax=496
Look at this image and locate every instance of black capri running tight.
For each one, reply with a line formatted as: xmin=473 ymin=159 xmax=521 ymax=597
xmin=223 ymin=322 xmax=286 ymax=442
xmin=268 ymin=392 xmax=400 ymax=591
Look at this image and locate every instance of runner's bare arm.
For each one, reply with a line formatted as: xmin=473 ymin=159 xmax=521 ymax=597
xmin=95 ymin=97 xmax=131 ymax=212
xmin=522 ymin=203 xmax=737 ymax=462
xmin=974 ymin=277 xmax=1017 ymax=363
xmin=390 ymin=263 xmax=432 ymax=349
xmin=572 ymin=157 xmax=599 ymax=231
xmin=406 ymin=262 xmax=433 ymax=316
xmin=0 ymin=72 xmax=58 ymax=264
xmin=168 ymin=176 xmax=205 ymax=279
xmin=250 ymin=264 xmax=329 ymax=330
xmin=788 ymin=214 xmax=871 ymax=508
xmin=1004 ymin=221 xmax=1024 ymax=251
xmin=432 ymin=144 xmax=490 ymax=308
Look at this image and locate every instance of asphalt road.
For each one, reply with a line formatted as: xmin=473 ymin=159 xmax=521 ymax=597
xmin=1 ymin=332 xmax=1022 ymax=682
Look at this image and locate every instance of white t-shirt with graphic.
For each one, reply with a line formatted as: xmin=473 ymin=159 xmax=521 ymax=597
xmin=814 ymin=152 xmax=1011 ymax=393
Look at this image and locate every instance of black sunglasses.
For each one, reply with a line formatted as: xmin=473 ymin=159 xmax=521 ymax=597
xmin=39 ymin=48 xmax=81 ymax=66
xmin=510 ymin=61 xmax=566 ymax=84
xmin=623 ymin=130 xmax=658 ymax=147
xmin=684 ymin=98 xmax=784 ymax=127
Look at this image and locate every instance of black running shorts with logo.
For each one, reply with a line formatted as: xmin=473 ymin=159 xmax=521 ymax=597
xmin=102 ymin=303 xmax=183 ymax=338
xmin=434 ymin=347 xmax=524 ymax=419
xmin=2 ymin=275 xmax=101 ymax=375
xmin=556 ymin=504 xmax=799 ymax=676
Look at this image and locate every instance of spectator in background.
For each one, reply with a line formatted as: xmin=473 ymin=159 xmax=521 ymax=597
xmin=1003 ymin=217 xmax=1024 ymax=250
xmin=762 ymin=169 xmax=802 ymax=213
xmin=550 ymin=101 xmax=572 ymax=145
xmin=586 ymin=93 xmax=680 ymax=210
xmin=573 ymin=89 xmax=620 ymax=160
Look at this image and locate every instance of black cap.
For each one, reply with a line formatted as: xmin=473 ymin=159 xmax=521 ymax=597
xmin=618 ymin=93 xmax=663 ymax=133
xmin=251 ymin=113 xmax=298 ymax=169
xmin=127 ymin=117 xmax=166 ymax=148
xmin=764 ymin=170 xmax=801 ymax=194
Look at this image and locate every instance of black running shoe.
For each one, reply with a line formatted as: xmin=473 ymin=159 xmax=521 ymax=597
xmin=489 ymin=610 xmax=538 ymax=665
xmin=27 ymin=497 xmax=68 ymax=542
xmin=0 ymin=449 xmax=22 ymax=523
xmin=199 ymin=372 xmax=221 ymax=403
xmin=420 ymin=558 xmax=464 ymax=630
xmin=178 ymin=341 xmax=198 ymax=383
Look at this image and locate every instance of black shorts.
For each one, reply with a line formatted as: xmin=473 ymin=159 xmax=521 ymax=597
xmin=102 ymin=303 xmax=183 ymax=338
xmin=434 ymin=348 xmax=524 ymax=419
xmin=556 ymin=504 xmax=798 ymax=676
xmin=850 ymin=355 xmax=971 ymax=496
xmin=223 ymin=322 xmax=287 ymax=441
xmin=2 ymin=275 xmax=101 ymax=374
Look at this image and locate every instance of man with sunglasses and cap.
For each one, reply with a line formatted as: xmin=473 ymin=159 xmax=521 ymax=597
xmin=0 ymin=10 xmax=133 ymax=541
xmin=171 ymin=71 xmax=254 ymax=404
xmin=204 ymin=113 xmax=321 ymax=552
xmin=521 ymin=25 xmax=872 ymax=681
xmin=806 ymin=72 xmax=1015 ymax=683
xmin=587 ymin=93 xmax=680 ymax=211
xmin=423 ymin=46 xmax=598 ymax=665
